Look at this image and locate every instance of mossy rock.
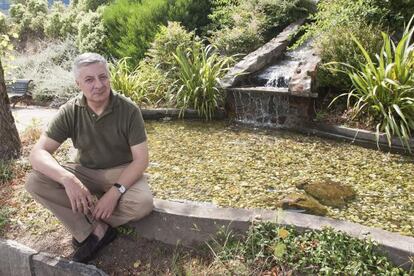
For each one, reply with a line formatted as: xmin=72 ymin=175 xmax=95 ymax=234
xmin=296 ymin=180 xmax=356 ymax=208
xmin=276 ymin=193 xmax=328 ymax=216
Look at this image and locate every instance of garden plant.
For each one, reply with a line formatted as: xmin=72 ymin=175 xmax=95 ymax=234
xmin=1 ymin=0 xmax=414 ymax=273
xmin=328 ymin=16 xmax=414 ymax=152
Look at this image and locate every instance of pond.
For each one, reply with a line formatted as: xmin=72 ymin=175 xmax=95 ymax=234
xmin=145 ymin=120 xmax=414 ymax=237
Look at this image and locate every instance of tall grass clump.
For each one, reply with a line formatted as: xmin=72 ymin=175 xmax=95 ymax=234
xmin=172 ymin=44 xmax=233 ymax=119
xmin=109 ymin=57 xmax=141 ymax=100
xmin=110 ymin=57 xmax=172 ymax=107
xmin=329 ymin=17 xmax=414 ymax=152
xmin=207 ymin=222 xmax=410 ymax=274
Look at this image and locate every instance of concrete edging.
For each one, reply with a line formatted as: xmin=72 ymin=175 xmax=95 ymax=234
xmin=0 ymin=239 xmax=107 ymax=276
xmin=298 ymin=124 xmax=414 ymax=154
xmin=130 ymin=198 xmax=414 ymax=270
xmin=141 ymin=108 xmax=226 ymax=120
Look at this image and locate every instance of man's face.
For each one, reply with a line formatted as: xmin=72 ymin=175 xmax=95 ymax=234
xmin=76 ymin=62 xmax=111 ymax=105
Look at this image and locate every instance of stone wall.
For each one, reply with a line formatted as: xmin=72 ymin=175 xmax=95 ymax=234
xmin=226 ymin=89 xmax=315 ymax=128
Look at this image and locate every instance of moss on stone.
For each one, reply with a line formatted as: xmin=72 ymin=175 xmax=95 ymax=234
xmin=296 ymin=180 xmax=356 ymax=208
xmin=277 ymin=193 xmax=328 ymax=216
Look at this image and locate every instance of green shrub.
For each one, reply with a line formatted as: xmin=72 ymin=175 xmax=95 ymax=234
xmin=103 ymin=0 xmax=215 ymax=66
xmin=211 ymin=22 xmax=265 ymax=56
xmin=76 ymin=8 xmax=107 ymax=53
xmin=297 ymin=0 xmax=414 ymax=90
xmin=111 ymin=21 xmax=201 ymax=108
xmin=208 ymin=0 xmax=240 ymax=31
xmin=8 ymin=39 xmax=79 ymax=106
xmin=317 ymin=22 xmax=383 ymax=89
xmin=0 ymin=13 xmax=8 ymax=34
xmin=77 ymin=0 xmax=111 ymax=12
xmin=209 ymin=0 xmax=315 ymax=56
xmin=329 ymin=18 xmax=414 ymax=152
xmin=208 ymin=222 xmax=409 ymax=274
xmin=172 ymin=44 xmax=233 ymax=119
xmin=9 ymin=0 xmax=48 ymax=42
xmin=167 ymin=0 xmax=212 ymax=34
xmin=44 ymin=2 xmax=77 ymax=39
xmin=103 ymin=0 xmax=171 ymax=63
xmin=147 ymin=21 xmax=200 ymax=72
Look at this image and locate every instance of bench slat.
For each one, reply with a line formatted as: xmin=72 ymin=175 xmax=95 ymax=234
xmin=6 ymin=79 xmax=33 ymax=95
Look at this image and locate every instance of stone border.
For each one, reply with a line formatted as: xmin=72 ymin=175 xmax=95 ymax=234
xmin=298 ymin=123 xmax=414 ymax=154
xmin=2 ymin=199 xmax=412 ymax=274
xmin=0 ymin=239 xmax=107 ymax=276
xmin=141 ymin=108 xmax=226 ymax=120
xmin=130 ymin=199 xmax=414 ymax=271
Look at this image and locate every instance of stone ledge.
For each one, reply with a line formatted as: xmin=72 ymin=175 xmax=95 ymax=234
xmin=0 ymin=239 xmax=107 ymax=276
xmin=130 ymin=198 xmax=414 ymax=270
xmin=141 ymin=108 xmax=226 ymax=120
xmin=298 ymin=123 xmax=414 ymax=154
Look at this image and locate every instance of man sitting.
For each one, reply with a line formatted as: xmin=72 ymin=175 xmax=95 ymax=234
xmin=25 ymin=52 xmax=153 ymax=263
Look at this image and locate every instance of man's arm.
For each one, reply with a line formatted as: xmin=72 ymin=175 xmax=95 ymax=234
xmin=92 ymin=141 xmax=149 ymax=220
xmin=115 ymin=141 xmax=149 ymax=188
xmin=29 ymin=135 xmax=94 ymax=214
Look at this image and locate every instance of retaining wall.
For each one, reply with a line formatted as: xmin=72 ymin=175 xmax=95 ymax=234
xmin=130 ymin=199 xmax=414 ymax=271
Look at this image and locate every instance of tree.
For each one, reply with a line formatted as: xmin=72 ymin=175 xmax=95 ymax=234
xmin=0 ymin=37 xmax=21 ymax=161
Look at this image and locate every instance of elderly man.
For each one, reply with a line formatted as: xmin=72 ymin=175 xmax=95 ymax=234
xmin=25 ymin=53 xmax=153 ymax=263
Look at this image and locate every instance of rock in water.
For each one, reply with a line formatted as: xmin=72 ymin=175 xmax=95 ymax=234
xmin=277 ymin=193 xmax=328 ymax=216
xmin=296 ymin=180 xmax=356 ymax=208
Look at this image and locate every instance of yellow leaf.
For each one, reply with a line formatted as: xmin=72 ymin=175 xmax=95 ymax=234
xmin=133 ymin=260 xmax=141 ymax=268
xmin=278 ymin=228 xmax=289 ymax=239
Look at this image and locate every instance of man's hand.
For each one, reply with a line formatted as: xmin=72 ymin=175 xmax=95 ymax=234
xmin=92 ymin=187 xmax=121 ymax=220
xmin=62 ymin=175 xmax=94 ymax=214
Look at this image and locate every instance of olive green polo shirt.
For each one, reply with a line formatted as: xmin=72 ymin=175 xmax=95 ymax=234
xmin=45 ymin=91 xmax=147 ymax=169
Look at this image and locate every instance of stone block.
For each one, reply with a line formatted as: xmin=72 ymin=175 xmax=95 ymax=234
xmin=0 ymin=239 xmax=37 ymax=276
xmin=32 ymin=252 xmax=107 ymax=276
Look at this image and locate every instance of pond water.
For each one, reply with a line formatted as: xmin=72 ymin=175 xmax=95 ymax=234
xmin=145 ymin=120 xmax=414 ymax=237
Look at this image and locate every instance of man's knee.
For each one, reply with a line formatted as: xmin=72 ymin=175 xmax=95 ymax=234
xmin=25 ymin=170 xmax=58 ymax=196
xmin=134 ymin=192 xmax=154 ymax=219
xmin=122 ymin=192 xmax=154 ymax=221
xmin=25 ymin=171 xmax=41 ymax=195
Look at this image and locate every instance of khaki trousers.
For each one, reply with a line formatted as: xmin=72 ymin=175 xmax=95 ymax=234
xmin=25 ymin=163 xmax=153 ymax=242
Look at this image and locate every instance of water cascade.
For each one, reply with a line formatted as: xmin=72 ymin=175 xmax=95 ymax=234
xmin=221 ymin=20 xmax=320 ymax=128
xmin=254 ymin=41 xmax=315 ymax=88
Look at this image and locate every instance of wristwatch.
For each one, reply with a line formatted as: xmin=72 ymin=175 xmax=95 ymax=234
xmin=114 ymin=183 xmax=127 ymax=195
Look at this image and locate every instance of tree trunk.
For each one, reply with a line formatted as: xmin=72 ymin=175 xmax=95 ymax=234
xmin=0 ymin=58 xmax=21 ymax=160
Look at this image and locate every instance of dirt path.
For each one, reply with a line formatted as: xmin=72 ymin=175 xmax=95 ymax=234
xmin=11 ymin=106 xmax=57 ymax=132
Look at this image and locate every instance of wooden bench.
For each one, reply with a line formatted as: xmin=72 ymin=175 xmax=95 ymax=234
xmin=6 ymin=79 xmax=33 ymax=107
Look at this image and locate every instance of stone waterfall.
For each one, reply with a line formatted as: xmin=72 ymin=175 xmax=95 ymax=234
xmin=220 ymin=19 xmax=320 ymax=128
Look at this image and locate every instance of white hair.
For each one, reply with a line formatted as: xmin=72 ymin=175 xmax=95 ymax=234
xmin=73 ymin=52 xmax=109 ymax=80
